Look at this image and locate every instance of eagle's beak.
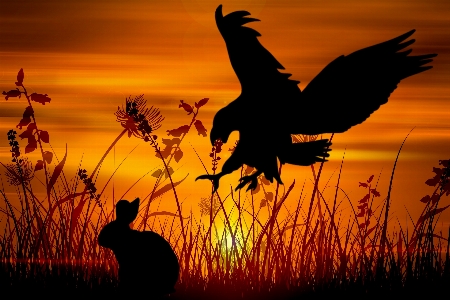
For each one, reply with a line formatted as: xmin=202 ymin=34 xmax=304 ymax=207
xmin=210 ymin=128 xmax=216 ymax=146
xmin=210 ymin=127 xmax=227 ymax=145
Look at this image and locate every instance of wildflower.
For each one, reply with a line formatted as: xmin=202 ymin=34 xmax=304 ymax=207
xmin=439 ymin=159 xmax=450 ymax=196
xmin=198 ymin=195 xmax=220 ymax=217
xmin=424 ymin=159 xmax=450 ymax=196
xmin=78 ymin=169 xmax=100 ymax=200
xmin=115 ymin=95 xmax=164 ymax=139
xmin=5 ymin=157 xmax=34 ymax=186
xmin=210 ymin=139 xmax=223 ymax=172
xmin=7 ymin=130 xmax=20 ymax=161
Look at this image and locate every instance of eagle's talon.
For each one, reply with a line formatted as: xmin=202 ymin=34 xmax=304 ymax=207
xmin=248 ymin=177 xmax=258 ymax=190
xmin=236 ymin=173 xmax=259 ymax=191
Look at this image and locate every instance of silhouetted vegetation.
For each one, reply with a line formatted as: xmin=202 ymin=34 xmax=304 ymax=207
xmin=1 ymin=69 xmax=449 ymax=299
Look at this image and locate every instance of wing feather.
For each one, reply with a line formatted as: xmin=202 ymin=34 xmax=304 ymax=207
xmin=215 ymin=5 xmax=301 ymax=98
xmin=292 ymin=30 xmax=437 ymax=134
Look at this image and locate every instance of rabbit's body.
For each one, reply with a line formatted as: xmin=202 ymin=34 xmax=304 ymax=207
xmin=98 ymin=199 xmax=179 ymax=296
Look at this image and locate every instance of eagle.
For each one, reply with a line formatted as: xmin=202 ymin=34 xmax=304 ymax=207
xmin=196 ymin=5 xmax=436 ymax=192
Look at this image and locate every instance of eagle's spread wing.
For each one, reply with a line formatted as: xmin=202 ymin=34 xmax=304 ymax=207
xmin=291 ymin=30 xmax=437 ymax=135
xmin=215 ymin=5 xmax=301 ymax=105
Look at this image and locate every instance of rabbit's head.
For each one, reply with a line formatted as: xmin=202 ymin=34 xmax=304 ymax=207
xmin=116 ymin=197 xmax=140 ymax=224
xmin=98 ymin=198 xmax=139 ymax=250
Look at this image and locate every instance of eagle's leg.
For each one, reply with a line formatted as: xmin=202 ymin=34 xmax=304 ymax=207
xmin=197 ymin=146 xmax=244 ymax=193
xmin=196 ymin=173 xmax=224 ymax=193
xmin=235 ymin=170 xmax=263 ymax=191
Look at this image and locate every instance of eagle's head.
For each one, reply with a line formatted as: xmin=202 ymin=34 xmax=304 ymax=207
xmin=210 ymin=106 xmax=236 ymax=145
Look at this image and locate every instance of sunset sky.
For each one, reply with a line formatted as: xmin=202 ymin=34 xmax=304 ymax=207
xmin=1 ymin=0 xmax=449 ymax=230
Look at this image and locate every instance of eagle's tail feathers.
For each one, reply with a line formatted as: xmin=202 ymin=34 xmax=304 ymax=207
xmin=279 ymin=139 xmax=332 ymax=166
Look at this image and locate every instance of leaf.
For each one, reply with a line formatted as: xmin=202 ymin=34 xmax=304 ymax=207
xmin=194 ymin=98 xmax=209 ymax=108
xmin=261 ymin=177 xmax=271 ymax=185
xmin=194 ymin=120 xmax=207 ymax=137
xmin=151 ymin=169 xmax=162 ymax=178
xmin=3 ymin=89 xmax=21 ymax=100
xmin=157 ymin=147 xmax=172 ymax=159
xmin=245 ymin=165 xmax=254 ymax=175
xmin=431 ymin=193 xmax=440 ymax=204
xmin=47 ymin=144 xmax=67 ymax=196
xmin=148 ymin=211 xmax=190 ymax=219
xmin=357 ymin=203 xmax=368 ymax=210
xmin=43 ymin=151 xmax=53 ymax=164
xmin=251 ymin=182 xmax=260 ymax=194
xmin=174 ymin=149 xmax=183 ymax=162
xmin=440 ymin=159 xmax=449 ymax=169
xmin=420 ymin=195 xmax=431 ymax=203
xmin=425 ymin=168 xmax=443 ymax=186
xmin=359 ymin=182 xmax=368 ymax=188
xmin=162 ymin=138 xmax=181 ymax=146
xmin=16 ymin=117 xmax=31 ymax=129
xmin=25 ymin=136 xmax=37 ymax=153
xmin=150 ymin=174 xmax=188 ymax=200
xmin=371 ymin=188 xmax=380 ymax=197
xmin=179 ymin=100 xmax=193 ymax=114
xmin=156 ymin=138 xmax=181 ymax=159
xmin=30 ymin=93 xmax=51 ymax=105
xmin=367 ymin=175 xmax=374 ymax=183
xmin=39 ymin=131 xmax=49 ymax=143
xmin=35 ymin=160 xmax=44 ymax=171
xmin=260 ymin=199 xmax=267 ymax=208
xmin=359 ymin=194 xmax=370 ymax=203
xmin=356 ymin=209 xmax=365 ymax=218
xmin=164 ymin=166 xmax=174 ymax=179
xmin=417 ymin=204 xmax=450 ymax=225
xmin=15 ymin=68 xmax=24 ymax=86
xmin=26 ymin=122 xmax=37 ymax=131
xmin=266 ymin=192 xmax=274 ymax=202
xmin=167 ymin=125 xmax=190 ymax=137
xmin=16 ymin=106 xmax=33 ymax=129
xmin=18 ymin=122 xmax=37 ymax=141
xmin=425 ymin=177 xmax=440 ymax=187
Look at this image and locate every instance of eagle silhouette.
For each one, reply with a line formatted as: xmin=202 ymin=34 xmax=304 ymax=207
xmin=196 ymin=5 xmax=437 ymax=192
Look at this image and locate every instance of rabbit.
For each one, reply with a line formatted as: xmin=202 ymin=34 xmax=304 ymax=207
xmin=98 ymin=198 xmax=180 ymax=297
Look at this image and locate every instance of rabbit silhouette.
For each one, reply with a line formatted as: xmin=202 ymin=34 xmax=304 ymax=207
xmin=98 ymin=198 xmax=180 ymax=297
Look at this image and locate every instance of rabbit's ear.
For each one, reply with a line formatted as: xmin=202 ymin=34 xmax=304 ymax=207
xmin=129 ymin=198 xmax=140 ymax=221
xmin=116 ymin=198 xmax=139 ymax=224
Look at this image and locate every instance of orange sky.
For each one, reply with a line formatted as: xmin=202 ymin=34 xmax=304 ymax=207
xmin=1 ymin=0 xmax=450 ymax=231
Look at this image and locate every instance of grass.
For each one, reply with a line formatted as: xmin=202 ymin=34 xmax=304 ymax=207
xmin=1 ymin=69 xmax=450 ymax=299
